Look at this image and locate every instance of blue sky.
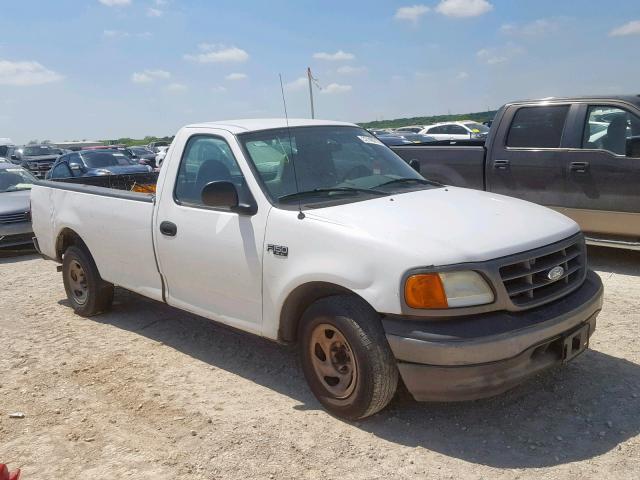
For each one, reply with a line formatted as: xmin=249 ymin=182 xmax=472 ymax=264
xmin=1 ymin=0 xmax=639 ymax=143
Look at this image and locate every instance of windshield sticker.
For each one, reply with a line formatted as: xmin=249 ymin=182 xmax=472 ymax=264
xmin=357 ymin=135 xmax=384 ymax=146
xmin=471 ymin=129 xmax=480 ymax=133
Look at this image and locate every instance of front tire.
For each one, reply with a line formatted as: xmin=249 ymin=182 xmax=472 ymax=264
xmin=62 ymin=245 xmax=114 ymax=316
xmin=299 ymin=295 xmax=398 ymax=419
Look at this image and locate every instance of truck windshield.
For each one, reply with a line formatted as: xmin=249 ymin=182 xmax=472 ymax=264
xmin=239 ymin=126 xmax=434 ymax=206
xmin=23 ymin=145 xmax=58 ymax=156
xmin=0 ymin=167 xmax=36 ymax=192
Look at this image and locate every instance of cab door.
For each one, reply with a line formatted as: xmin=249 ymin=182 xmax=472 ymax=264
xmin=487 ymin=104 xmax=571 ymax=208
xmin=153 ymin=128 xmax=268 ymax=334
xmin=558 ymin=103 xmax=640 ymax=238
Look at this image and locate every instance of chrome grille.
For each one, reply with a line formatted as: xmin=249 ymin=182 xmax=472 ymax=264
xmin=0 ymin=212 xmax=30 ymax=224
xmin=499 ymin=236 xmax=586 ymax=308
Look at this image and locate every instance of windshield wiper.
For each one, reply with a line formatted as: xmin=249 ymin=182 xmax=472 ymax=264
xmin=279 ymin=187 xmax=387 ymax=202
xmin=375 ymin=177 xmax=442 ymax=188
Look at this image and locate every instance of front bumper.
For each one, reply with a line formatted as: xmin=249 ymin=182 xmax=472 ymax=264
xmin=0 ymin=222 xmax=34 ymax=249
xmin=383 ymin=270 xmax=603 ymax=401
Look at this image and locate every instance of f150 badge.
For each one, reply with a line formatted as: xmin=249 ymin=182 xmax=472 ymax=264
xmin=267 ymin=244 xmax=289 ymax=257
xmin=547 ymin=265 xmax=564 ymax=282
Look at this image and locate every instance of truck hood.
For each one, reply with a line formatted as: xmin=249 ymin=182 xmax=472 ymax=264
xmin=0 ymin=190 xmax=31 ymax=215
xmin=305 ymin=186 xmax=580 ymax=265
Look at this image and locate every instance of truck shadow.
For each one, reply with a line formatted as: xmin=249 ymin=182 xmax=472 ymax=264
xmin=588 ymin=245 xmax=640 ymax=276
xmin=0 ymin=250 xmax=38 ymax=264
xmin=79 ymin=287 xmax=640 ymax=470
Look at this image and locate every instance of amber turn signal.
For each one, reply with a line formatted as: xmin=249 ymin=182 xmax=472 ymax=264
xmin=404 ymin=273 xmax=448 ymax=309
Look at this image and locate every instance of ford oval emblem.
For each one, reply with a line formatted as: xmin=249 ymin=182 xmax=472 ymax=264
xmin=547 ymin=266 xmax=565 ymax=282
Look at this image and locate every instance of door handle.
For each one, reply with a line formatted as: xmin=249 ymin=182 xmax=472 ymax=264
xmin=159 ymin=221 xmax=177 ymax=236
xmin=493 ymin=159 xmax=510 ymax=170
xmin=570 ymin=161 xmax=590 ymax=173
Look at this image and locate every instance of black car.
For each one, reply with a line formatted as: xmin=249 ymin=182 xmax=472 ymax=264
xmin=128 ymin=146 xmax=158 ymax=168
xmin=47 ymin=149 xmax=152 ymax=180
xmin=13 ymin=144 xmax=64 ymax=178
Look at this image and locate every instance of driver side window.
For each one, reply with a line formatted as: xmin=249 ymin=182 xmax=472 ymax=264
xmin=174 ymin=135 xmax=246 ymax=207
xmin=582 ymin=105 xmax=640 ymax=157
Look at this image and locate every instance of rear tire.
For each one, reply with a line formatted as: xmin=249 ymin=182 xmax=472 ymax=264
xmin=62 ymin=245 xmax=114 ymax=316
xmin=299 ymin=295 xmax=398 ymax=420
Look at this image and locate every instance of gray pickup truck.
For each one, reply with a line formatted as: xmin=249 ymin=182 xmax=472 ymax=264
xmin=391 ymin=96 xmax=640 ymax=250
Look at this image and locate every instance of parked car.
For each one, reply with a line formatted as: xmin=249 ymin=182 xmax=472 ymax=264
xmin=47 ymin=149 xmax=152 ymax=180
xmin=394 ymin=126 xmax=425 ymax=134
xmin=0 ymin=162 xmax=36 ymax=249
xmin=32 ymin=118 xmax=603 ymax=419
xmin=13 ymin=144 xmax=63 ymax=178
xmin=420 ymin=121 xmax=490 ymax=141
xmin=147 ymin=141 xmax=170 ymax=153
xmin=376 ymin=133 xmax=436 ymax=147
xmin=129 ymin=146 xmax=157 ymax=168
xmin=155 ymin=145 xmax=169 ymax=167
xmin=0 ymin=139 xmax=16 ymax=161
xmin=390 ymin=95 xmax=640 ymax=250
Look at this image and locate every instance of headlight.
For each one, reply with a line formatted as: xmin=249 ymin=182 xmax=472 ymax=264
xmin=404 ymin=271 xmax=494 ymax=309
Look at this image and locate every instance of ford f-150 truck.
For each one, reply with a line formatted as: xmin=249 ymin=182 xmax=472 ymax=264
xmin=31 ymin=119 xmax=603 ymax=419
xmin=391 ymin=96 xmax=640 ymax=250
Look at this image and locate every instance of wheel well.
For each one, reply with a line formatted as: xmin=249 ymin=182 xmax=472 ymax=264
xmin=55 ymin=228 xmax=86 ymax=261
xmin=278 ymin=282 xmax=369 ymax=343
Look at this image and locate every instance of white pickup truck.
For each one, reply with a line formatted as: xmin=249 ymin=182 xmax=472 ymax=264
xmin=31 ymin=119 xmax=604 ymax=419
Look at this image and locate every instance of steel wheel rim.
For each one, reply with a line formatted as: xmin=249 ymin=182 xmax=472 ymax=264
xmin=67 ymin=259 xmax=88 ymax=305
xmin=309 ymin=323 xmax=357 ymax=399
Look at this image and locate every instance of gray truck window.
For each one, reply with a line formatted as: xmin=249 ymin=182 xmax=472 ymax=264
xmin=507 ymin=106 xmax=569 ymax=148
xmin=174 ymin=135 xmax=246 ymax=207
xmin=582 ymin=106 xmax=640 ymax=156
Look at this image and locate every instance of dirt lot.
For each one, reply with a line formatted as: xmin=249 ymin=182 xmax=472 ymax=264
xmin=1 ymin=246 xmax=639 ymax=479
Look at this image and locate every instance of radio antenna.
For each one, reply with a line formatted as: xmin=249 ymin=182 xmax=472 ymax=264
xmin=279 ymin=74 xmax=305 ymax=220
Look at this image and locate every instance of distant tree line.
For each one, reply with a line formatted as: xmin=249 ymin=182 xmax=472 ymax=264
xmin=103 ymin=135 xmax=175 ymax=147
xmin=360 ymin=110 xmax=498 ymax=129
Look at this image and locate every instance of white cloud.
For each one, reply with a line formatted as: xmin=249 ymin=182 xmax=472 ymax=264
xmin=456 ymin=71 xmax=469 ymax=80
xmin=610 ymin=20 xmax=640 ymax=37
xmin=147 ymin=7 xmax=163 ymax=17
xmin=0 ymin=60 xmax=63 ymax=86
xmin=435 ymin=0 xmax=493 ymax=18
xmin=98 ymin=0 xmax=131 ymax=6
xmin=321 ymin=83 xmax=352 ymax=94
xmin=166 ymin=83 xmax=187 ymax=93
xmin=131 ymin=69 xmax=171 ymax=83
xmin=394 ymin=5 xmax=430 ymax=24
xmin=500 ymin=18 xmax=561 ymax=36
xmin=313 ymin=50 xmax=355 ymax=61
xmin=477 ymin=44 xmax=523 ymax=65
xmin=184 ymin=44 xmax=249 ymax=63
xmin=285 ymin=77 xmax=308 ymax=91
xmin=225 ymin=72 xmax=247 ymax=81
xmin=211 ymin=85 xmax=227 ymax=93
xmin=336 ymin=65 xmax=367 ymax=75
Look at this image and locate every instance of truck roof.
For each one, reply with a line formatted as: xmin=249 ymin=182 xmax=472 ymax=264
xmin=185 ymin=118 xmax=357 ymax=134
xmin=507 ymin=94 xmax=640 ymax=108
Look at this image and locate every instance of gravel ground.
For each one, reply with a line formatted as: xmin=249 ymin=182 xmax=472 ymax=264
xmin=1 ymin=246 xmax=639 ymax=479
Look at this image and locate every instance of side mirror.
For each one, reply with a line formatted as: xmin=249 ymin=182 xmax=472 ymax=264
xmin=408 ymin=159 xmax=421 ymax=173
xmin=11 ymin=154 xmax=18 ymax=160
xmin=201 ymin=181 xmax=239 ymax=208
xmin=626 ymin=136 xmax=640 ymax=158
xmin=201 ymin=181 xmax=257 ymax=215
xmin=69 ymin=163 xmax=82 ymax=171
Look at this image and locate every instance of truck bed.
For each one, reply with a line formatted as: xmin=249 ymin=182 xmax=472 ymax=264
xmin=390 ymin=143 xmax=486 ymax=190
xmin=30 ymin=173 xmax=164 ymax=302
